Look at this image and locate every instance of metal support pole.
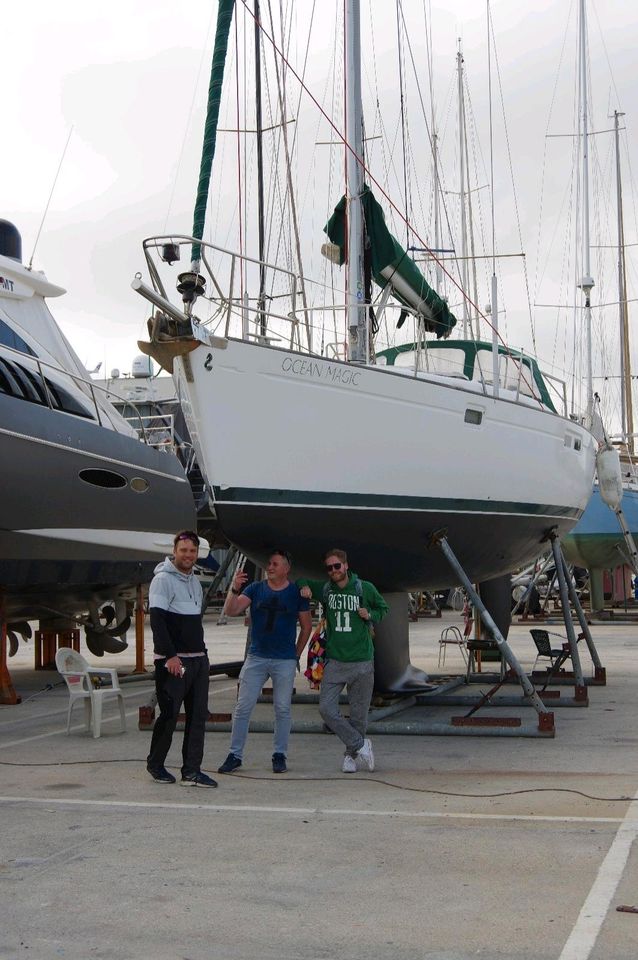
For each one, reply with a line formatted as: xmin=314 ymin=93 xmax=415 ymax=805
xmin=558 ymin=545 xmax=606 ymax=682
xmin=548 ymin=534 xmax=587 ymax=700
xmin=132 ymin=584 xmax=147 ymax=675
xmin=202 ymin=545 xmax=240 ymax=612
xmin=432 ymin=532 xmax=553 ymax=728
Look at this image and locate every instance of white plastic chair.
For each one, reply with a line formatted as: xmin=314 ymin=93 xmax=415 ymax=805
xmin=55 ymin=648 xmax=126 ymax=738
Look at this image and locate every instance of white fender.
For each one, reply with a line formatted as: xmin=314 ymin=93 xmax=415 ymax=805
xmin=596 ymin=446 xmax=623 ymax=510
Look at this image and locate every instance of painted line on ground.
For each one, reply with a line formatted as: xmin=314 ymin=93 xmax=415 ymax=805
xmin=0 ymin=794 xmax=634 ymax=826
xmin=557 ymin=783 xmax=638 ymax=960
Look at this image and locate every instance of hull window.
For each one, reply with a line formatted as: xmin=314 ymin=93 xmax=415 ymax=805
xmin=0 ymin=318 xmax=36 ymax=356
xmin=79 ymin=468 xmax=127 ymax=489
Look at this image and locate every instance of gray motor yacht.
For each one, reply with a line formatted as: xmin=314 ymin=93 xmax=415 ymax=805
xmin=0 ymin=220 xmax=196 ymax=653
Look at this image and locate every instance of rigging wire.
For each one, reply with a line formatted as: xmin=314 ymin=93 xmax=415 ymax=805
xmin=235 ymin=0 xmax=537 ymax=390
xmin=28 ymin=126 xmax=74 ymax=272
xmin=488 ymin=3 xmax=536 ymax=353
xmin=162 ymin=9 xmax=218 ymax=233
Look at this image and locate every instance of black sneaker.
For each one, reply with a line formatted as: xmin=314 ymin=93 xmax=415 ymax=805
xmin=180 ymin=771 xmax=218 ymax=788
xmin=147 ymin=765 xmax=176 ymax=784
xmin=217 ymin=753 xmax=242 ymax=774
xmin=272 ymin=752 xmax=287 ymax=774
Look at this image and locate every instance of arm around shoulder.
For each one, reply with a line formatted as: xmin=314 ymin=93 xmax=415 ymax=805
xmin=366 ymin=583 xmax=389 ymax=623
xmin=295 ymin=578 xmax=324 ymax=601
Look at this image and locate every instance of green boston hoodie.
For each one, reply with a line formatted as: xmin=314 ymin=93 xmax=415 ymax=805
xmin=297 ymin=572 xmax=388 ymax=662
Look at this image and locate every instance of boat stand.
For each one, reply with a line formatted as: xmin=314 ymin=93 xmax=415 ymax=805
xmin=0 ymin=610 xmax=20 ymax=705
xmin=540 ymin=531 xmax=606 ymax=686
xmin=428 ymin=531 xmax=555 ymax=735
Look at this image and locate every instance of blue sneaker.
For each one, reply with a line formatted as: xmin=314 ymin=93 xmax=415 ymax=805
xmin=218 ymin=753 xmax=242 ymax=774
xmin=272 ymin=752 xmax=287 ymax=774
xmin=180 ymin=771 xmax=218 ymax=788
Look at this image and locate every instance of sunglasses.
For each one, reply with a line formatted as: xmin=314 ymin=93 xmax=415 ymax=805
xmin=325 ymin=562 xmax=343 ymax=571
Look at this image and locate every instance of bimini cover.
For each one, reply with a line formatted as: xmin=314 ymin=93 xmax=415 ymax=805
xmin=324 ymin=185 xmax=457 ymax=339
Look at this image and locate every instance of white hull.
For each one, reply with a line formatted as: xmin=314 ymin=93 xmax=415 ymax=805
xmin=172 ymin=336 xmax=596 ymax=590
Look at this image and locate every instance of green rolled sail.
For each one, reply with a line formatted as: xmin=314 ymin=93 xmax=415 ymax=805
xmin=325 ymin=185 xmax=457 ymax=339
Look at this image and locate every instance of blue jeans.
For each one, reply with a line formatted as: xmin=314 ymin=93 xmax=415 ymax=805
xmin=229 ymin=655 xmax=297 ymax=759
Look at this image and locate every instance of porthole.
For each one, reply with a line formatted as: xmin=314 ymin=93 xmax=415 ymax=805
xmin=464 ymin=408 xmax=483 ymax=425
xmin=130 ymin=477 xmax=150 ymax=493
xmin=79 ymin=468 xmax=127 ymax=489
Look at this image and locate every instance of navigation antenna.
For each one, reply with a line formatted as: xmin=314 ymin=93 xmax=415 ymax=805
xmin=27 ymin=126 xmax=74 ymax=271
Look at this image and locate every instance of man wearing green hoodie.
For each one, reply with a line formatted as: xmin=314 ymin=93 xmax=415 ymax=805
xmin=299 ymin=548 xmax=388 ymax=773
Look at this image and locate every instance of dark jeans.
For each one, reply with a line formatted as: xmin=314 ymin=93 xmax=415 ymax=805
xmin=147 ymin=656 xmax=210 ymax=776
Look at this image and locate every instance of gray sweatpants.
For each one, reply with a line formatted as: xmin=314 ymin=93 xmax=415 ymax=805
xmin=319 ymin=659 xmax=374 ymax=756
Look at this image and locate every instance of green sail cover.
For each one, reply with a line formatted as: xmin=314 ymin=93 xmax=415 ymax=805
xmin=325 ymin=185 xmax=457 ymax=339
xmin=191 ymin=0 xmax=236 ymax=264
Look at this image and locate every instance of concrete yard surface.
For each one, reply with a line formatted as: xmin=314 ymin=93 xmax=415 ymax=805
xmin=1 ymin=611 xmax=637 ymax=960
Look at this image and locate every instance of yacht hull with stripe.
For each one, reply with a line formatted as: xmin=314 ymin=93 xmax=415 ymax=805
xmin=0 ymin=244 xmax=196 ymax=626
xmin=171 ymin=336 xmax=596 ymax=591
xmin=0 ymin=388 xmax=195 ymax=621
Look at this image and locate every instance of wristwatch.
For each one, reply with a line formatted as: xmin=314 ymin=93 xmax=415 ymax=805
xmin=231 ymin=586 xmax=241 ymax=595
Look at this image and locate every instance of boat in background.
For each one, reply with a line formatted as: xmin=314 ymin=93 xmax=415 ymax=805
xmin=546 ymin=2 xmax=638 ymax=609
xmin=0 ymin=219 xmax=197 ymax=654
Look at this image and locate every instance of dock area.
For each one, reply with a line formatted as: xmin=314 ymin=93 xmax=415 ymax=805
xmin=1 ymin=610 xmax=637 ymax=960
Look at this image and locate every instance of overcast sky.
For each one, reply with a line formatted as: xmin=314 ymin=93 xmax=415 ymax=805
xmin=3 ymin=0 xmax=638 ymax=420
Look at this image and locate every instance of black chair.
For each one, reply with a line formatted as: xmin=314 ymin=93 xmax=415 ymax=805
xmin=529 ymin=629 xmax=568 ymax=671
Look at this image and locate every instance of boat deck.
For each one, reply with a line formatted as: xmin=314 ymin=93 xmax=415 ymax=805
xmin=1 ymin=611 xmax=637 ymax=960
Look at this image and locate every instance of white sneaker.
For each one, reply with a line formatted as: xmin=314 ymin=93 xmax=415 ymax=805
xmin=341 ymin=754 xmax=357 ymax=773
xmin=356 ymin=738 xmax=375 ymax=771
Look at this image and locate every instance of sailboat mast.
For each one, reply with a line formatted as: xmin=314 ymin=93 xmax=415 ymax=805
xmin=457 ymin=43 xmax=470 ymax=339
xmin=614 ymin=109 xmax=633 ymax=452
xmin=345 ymin=0 xmax=367 ymax=363
xmin=578 ymin=0 xmax=594 ymax=411
xmin=254 ymin=0 xmax=267 ymax=337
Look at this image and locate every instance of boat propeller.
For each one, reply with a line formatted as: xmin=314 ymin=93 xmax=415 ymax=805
xmin=83 ymin=614 xmax=131 ymax=657
xmin=7 ymin=631 xmax=19 ymax=658
xmin=6 ymin=620 xmax=32 ymax=656
xmin=36 ymin=601 xmax=132 ymax=657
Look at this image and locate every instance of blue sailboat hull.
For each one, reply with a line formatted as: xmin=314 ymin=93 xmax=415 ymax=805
xmin=562 ymin=485 xmax=638 ymax=569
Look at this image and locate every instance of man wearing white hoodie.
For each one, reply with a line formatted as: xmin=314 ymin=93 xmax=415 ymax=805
xmin=146 ymin=530 xmax=217 ymax=787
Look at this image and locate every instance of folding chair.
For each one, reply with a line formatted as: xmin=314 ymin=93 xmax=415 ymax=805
xmin=438 ymin=625 xmax=468 ymax=667
xmin=529 ymin=629 xmax=569 ymax=672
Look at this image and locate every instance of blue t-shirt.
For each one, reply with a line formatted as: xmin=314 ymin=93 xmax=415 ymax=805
xmin=243 ymin=581 xmax=309 ymax=659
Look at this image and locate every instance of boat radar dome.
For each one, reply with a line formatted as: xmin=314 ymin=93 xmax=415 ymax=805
xmin=0 ymin=220 xmax=22 ymax=262
xmin=111 ymin=368 xmax=121 ymax=379
xmin=132 ymin=354 xmax=153 ymax=378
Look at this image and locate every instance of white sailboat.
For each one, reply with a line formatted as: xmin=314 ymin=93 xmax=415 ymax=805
xmin=133 ymin=0 xmax=596 ymax=595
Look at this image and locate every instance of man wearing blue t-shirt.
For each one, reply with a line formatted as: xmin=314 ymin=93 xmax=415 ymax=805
xmin=217 ymin=550 xmax=312 ymax=774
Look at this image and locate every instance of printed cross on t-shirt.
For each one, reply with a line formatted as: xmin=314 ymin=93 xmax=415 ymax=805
xmin=258 ymin=595 xmax=290 ymax=632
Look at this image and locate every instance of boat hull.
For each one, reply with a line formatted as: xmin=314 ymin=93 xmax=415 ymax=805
xmin=172 ymin=337 xmax=596 ymax=591
xmin=562 ymin=483 xmax=638 ymax=570
xmin=0 ymin=393 xmax=196 ymax=622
